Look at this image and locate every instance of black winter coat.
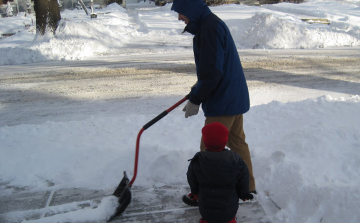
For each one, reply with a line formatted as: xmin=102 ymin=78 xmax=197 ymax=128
xmin=187 ymin=149 xmax=250 ymax=223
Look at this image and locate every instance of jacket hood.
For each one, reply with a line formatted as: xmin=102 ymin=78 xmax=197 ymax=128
xmin=171 ymin=0 xmax=210 ymax=23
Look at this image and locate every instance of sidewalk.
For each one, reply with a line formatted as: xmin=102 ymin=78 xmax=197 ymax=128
xmin=0 ymin=184 xmax=271 ymax=223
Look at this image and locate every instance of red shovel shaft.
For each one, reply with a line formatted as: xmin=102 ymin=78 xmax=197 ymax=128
xmin=129 ymin=95 xmax=190 ymax=186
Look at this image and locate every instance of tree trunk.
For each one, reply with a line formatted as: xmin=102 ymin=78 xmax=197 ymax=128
xmin=34 ymin=0 xmax=61 ymax=36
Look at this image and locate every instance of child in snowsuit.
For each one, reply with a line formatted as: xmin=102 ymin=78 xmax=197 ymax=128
xmin=183 ymin=122 xmax=253 ymax=223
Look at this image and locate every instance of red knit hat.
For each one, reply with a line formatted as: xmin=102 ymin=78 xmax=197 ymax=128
xmin=202 ymin=122 xmax=229 ymax=152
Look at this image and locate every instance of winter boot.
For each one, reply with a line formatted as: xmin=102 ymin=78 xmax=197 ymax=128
xmin=182 ymin=193 xmax=198 ymax=206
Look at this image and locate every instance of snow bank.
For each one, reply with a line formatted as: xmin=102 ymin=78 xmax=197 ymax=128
xmin=249 ymin=95 xmax=360 ymax=222
xmin=1 ymin=1 xmax=360 ymax=65
xmin=228 ymin=13 xmax=360 ymax=49
xmin=1 ymin=95 xmax=360 ymax=223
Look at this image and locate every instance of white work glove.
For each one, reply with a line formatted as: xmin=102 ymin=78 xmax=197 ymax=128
xmin=182 ymin=101 xmax=200 ymax=118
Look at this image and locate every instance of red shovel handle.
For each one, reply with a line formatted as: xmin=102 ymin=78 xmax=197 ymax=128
xmin=129 ymin=95 xmax=190 ymax=186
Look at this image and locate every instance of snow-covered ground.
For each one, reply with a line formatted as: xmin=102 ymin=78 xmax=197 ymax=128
xmin=1 ymin=0 xmax=360 ymax=65
xmin=1 ymin=0 xmax=360 ymax=223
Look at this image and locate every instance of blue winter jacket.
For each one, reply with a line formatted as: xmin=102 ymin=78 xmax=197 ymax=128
xmin=171 ymin=0 xmax=250 ymax=116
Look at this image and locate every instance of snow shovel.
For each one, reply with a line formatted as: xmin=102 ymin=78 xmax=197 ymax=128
xmin=107 ymin=95 xmax=190 ymax=221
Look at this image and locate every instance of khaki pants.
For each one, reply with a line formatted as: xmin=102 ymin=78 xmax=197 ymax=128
xmin=200 ymin=115 xmax=256 ymax=192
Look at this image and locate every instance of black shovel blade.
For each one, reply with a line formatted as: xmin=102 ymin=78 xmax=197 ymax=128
xmin=113 ymin=171 xmax=130 ymax=197
xmin=107 ymin=171 xmax=132 ymax=222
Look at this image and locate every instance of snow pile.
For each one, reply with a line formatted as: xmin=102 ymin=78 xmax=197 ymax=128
xmin=229 ymin=13 xmax=360 ymax=49
xmin=38 ymin=4 xmax=133 ymax=60
xmin=1 ymin=1 xmax=360 ymax=65
xmin=250 ymin=95 xmax=360 ymax=222
xmin=1 ymin=95 xmax=360 ymax=222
